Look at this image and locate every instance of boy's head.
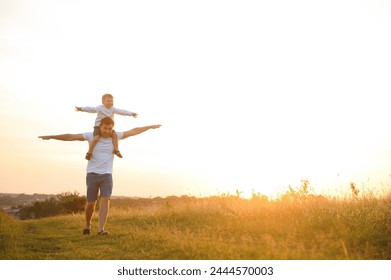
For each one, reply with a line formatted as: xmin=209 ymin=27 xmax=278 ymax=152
xmin=102 ymin=93 xmax=114 ymax=108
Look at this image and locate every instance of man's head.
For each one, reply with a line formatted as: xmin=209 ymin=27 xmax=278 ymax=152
xmin=99 ymin=117 xmax=115 ymax=138
xmin=102 ymin=93 xmax=114 ymax=109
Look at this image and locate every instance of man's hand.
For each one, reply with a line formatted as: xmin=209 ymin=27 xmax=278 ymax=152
xmin=75 ymin=106 xmax=81 ymax=112
xmin=37 ymin=134 xmax=84 ymax=141
xmin=131 ymin=112 xmax=138 ymax=118
xmin=122 ymin=124 xmax=162 ymax=139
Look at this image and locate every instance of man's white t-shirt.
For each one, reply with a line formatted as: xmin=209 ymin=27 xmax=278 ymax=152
xmin=82 ymin=131 xmax=124 ymax=174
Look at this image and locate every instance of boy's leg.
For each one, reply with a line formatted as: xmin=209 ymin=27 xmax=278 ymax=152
xmin=111 ymin=131 xmax=123 ymax=158
xmin=86 ymin=135 xmax=100 ymax=160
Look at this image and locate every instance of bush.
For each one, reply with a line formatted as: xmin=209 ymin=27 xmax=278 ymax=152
xmin=19 ymin=192 xmax=85 ymax=220
xmin=57 ymin=192 xmax=86 ymax=214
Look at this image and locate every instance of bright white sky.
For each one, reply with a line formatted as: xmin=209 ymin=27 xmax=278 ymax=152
xmin=1 ymin=0 xmax=391 ymax=198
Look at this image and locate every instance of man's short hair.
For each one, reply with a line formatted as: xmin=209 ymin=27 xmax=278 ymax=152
xmin=100 ymin=117 xmax=115 ymax=127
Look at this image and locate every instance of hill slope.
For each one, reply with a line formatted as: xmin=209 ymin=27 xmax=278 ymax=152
xmin=1 ymin=195 xmax=391 ymax=260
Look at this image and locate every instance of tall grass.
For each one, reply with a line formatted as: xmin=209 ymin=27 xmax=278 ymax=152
xmin=1 ymin=190 xmax=391 ymax=260
xmin=0 ymin=210 xmax=23 ymax=259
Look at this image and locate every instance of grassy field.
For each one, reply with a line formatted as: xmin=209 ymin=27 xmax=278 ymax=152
xmin=1 ymin=191 xmax=391 ymax=260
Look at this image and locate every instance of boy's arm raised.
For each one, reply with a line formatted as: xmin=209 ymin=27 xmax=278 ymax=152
xmin=38 ymin=134 xmax=85 ymax=141
xmin=122 ymin=125 xmax=161 ymax=140
xmin=113 ymin=107 xmax=138 ymax=118
xmin=75 ymin=106 xmax=98 ymax=113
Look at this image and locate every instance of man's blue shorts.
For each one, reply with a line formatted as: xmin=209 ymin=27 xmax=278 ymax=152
xmin=86 ymin=173 xmax=113 ymax=201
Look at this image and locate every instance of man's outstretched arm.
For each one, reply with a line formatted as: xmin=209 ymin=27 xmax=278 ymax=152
xmin=38 ymin=134 xmax=85 ymax=141
xmin=122 ymin=125 xmax=161 ymax=140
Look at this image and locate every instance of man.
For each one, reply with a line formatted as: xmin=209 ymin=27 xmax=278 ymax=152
xmin=39 ymin=117 xmax=161 ymax=235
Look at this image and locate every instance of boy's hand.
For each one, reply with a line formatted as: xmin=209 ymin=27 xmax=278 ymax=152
xmin=75 ymin=106 xmax=81 ymax=112
xmin=131 ymin=112 xmax=138 ymax=118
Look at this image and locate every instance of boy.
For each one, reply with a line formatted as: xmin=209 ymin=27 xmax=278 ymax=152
xmin=76 ymin=93 xmax=138 ymax=160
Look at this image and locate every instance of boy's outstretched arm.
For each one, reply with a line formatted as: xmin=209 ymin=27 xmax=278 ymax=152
xmin=122 ymin=125 xmax=161 ymax=140
xmin=75 ymin=106 xmax=98 ymax=113
xmin=38 ymin=134 xmax=85 ymax=141
xmin=112 ymin=108 xmax=138 ymax=118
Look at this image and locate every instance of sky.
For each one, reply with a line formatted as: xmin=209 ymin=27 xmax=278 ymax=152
xmin=1 ymin=0 xmax=391 ymax=198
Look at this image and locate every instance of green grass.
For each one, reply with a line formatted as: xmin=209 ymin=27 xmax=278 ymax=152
xmin=1 ymin=193 xmax=391 ymax=260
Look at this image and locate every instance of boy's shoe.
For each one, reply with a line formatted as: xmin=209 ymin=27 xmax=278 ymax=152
xmin=85 ymin=153 xmax=92 ymax=160
xmin=113 ymin=150 xmax=123 ymax=158
xmin=97 ymin=230 xmax=109 ymax=236
xmin=83 ymin=228 xmax=91 ymax=235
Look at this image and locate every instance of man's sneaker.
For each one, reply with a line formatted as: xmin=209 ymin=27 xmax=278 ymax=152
xmin=97 ymin=230 xmax=109 ymax=236
xmin=83 ymin=228 xmax=91 ymax=235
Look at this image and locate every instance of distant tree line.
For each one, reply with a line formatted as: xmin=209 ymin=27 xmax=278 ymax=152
xmin=18 ymin=192 xmax=85 ymax=220
xmin=0 ymin=193 xmax=53 ymax=208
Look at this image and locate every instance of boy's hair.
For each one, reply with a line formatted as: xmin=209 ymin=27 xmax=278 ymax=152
xmin=99 ymin=116 xmax=115 ymax=127
xmin=102 ymin=93 xmax=114 ymax=103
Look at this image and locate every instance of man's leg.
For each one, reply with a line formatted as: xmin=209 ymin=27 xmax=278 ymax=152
xmin=83 ymin=200 xmax=96 ymax=234
xmin=97 ymin=174 xmax=112 ymax=235
xmin=85 ymin=201 xmax=96 ymax=228
xmin=98 ymin=197 xmax=110 ymax=233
